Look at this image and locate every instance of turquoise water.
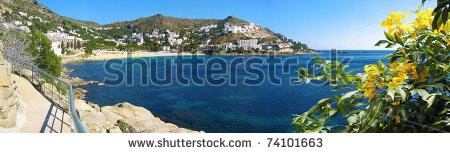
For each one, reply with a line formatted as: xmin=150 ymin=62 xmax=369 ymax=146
xmin=65 ymin=50 xmax=393 ymax=133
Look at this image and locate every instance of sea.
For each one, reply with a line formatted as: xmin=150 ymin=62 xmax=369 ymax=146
xmin=64 ymin=50 xmax=394 ymax=133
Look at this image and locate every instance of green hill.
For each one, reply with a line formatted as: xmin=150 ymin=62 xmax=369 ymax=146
xmin=0 ymin=0 xmax=100 ymax=28
xmin=0 ymin=0 xmax=303 ymax=48
xmin=104 ymin=14 xmax=220 ymax=33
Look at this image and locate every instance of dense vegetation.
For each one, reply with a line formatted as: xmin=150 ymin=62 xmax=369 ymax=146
xmin=293 ymin=0 xmax=449 ymax=133
xmin=103 ymin=14 xmax=220 ymax=33
xmin=28 ymin=30 xmax=62 ymax=77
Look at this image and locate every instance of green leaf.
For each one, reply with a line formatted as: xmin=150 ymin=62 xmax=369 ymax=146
xmin=318 ymin=98 xmax=332 ymax=105
xmin=417 ymin=89 xmax=430 ymax=99
xmin=381 ymin=54 xmax=394 ymax=60
xmin=384 ymin=31 xmax=395 ymax=42
xmin=394 ymin=34 xmax=405 ymax=46
xmin=387 ymin=88 xmax=396 ymax=101
xmin=396 ymin=86 xmax=407 ymax=102
xmin=432 ymin=11 xmax=442 ymax=30
xmin=307 ymin=98 xmax=332 ymax=116
xmin=425 ymin=94 xmax=436 ymax=109
xmin=375 ymin=40 xmax=390 ymax=46
xmin=347 ymin=115 xmax=358 ymax=125
xmin=341 ymin=91 xmax=358 ymax=101
xmin=329 ymin=109 xmax=338 ymax=117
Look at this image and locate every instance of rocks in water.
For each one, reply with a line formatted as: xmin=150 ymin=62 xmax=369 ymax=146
xmin=73 ymin=88 xmax=88 ymax=100
xmin=75 ymin=100 xmax=200 ymax=133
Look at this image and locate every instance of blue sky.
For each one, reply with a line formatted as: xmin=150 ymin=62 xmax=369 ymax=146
xmin=38 ymin=0 xmax=436 ymax=50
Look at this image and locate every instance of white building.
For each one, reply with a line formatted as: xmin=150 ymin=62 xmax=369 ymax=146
xmin=129 ymin=33 xmax=144 ymax=45
xmin=224 ymin=22 xmax=262 ymax=36
xmin=19 ymin=12 xmax=27 ymax=17
xmin=13 ymin=21 xmax=21 ymax=26
xmin=46 ymin=31 xmax=84 ymax=56
xmin=168 ymin=38 xmax=183 ymax=46
xmin=158 ymin=34 xmax=166 ymax=39
xmin=276 ymin=44 xmax=293 ymax=52
xmin=168 ymin=32 xmax=179 ymax=39
xmin=237 ymin=39 xmax=261 ymax=50
xmin=2 ymin=23 xmax=14 ymax=29
xmin=18 ymin=26 xmax=30 ymax=32
xmin=199 ymin=24 xmax=218 ymax=32
xmin=162 ymin=46 xmax=171 ymax=51
xmin=51 ymin=41 xmax=62 ymax=56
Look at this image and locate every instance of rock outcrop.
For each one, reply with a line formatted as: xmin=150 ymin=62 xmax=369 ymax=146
xmin=75 ymin=99 xmax=200 ymax=133
xmin=0 ymin=42 xmax=21 ymax=128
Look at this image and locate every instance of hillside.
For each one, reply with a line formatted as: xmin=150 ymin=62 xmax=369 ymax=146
xmin=0 ymin=0 xmax=308 ymax=51
xmin=0 ymin=0 xmax=102 ymax=41
xmin=101 ymin=14 xmax=281 ymax=44
xmin=105 ymin=14 xmax=220 ymax=33
xmin=0 ymin=0 xmax=100 ymax=28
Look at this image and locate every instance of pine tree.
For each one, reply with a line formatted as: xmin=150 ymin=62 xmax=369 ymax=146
xmin=29 ymin=30 xmax=62 ymax=77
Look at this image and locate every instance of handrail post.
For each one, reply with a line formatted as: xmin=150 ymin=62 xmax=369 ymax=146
xmin=31 ymin=66 xmax=34 ymax=83
xmin=68 ymin=84 xmax=86 ymax=133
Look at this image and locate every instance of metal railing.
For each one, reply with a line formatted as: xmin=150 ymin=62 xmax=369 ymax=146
xmin=4 ymin=55 xmax=86 ymax=133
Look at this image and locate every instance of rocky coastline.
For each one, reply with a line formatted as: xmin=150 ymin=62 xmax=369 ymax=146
xmin=62 ymin=68 xmax=201 ymax=133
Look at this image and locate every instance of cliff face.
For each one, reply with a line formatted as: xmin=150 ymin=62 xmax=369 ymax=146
xmin=0 ymin=42 xmax=21 ymax=128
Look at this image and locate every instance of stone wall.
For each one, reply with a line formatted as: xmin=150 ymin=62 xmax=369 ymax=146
xmin=0 ymin=42 xmax=20 ymax=128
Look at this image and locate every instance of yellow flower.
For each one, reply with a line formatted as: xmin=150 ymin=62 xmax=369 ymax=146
xmin=394 ymin=64 xmax=406 ymax=72
xmin=404 ymin=62 xmax=417 ymax=75
xmin=362 ymin=79 xmax=374 ymax=88
xmin=412 ymin=68 xmax=428 ymax=82
xmin=388 ymin=75 xmax=407 ymax=88
xmin=391 ymin=101 xmax=401 ymax=106
xmin=413 ymin=8 xmax=433 ymax=29
xmin=395 ymin=24 xmax=413 ymax=36
xmin=434 ymin=22 xmax=450 ymax=34
xmin=401 ymin=49 xmax=407 ymax=55
xmin=364 ymin=65 xmax=379 ymax=74
xmin=362 ymin=64 xmax=387 ymax=101
xmin=381 ymin=12 xmax=409 ymax=35
xmin=364 ymin=87 xmax=377 ymax=101
xmin=388 ymin=61 xmax=400 ymax=69
xmin=394 ymin=116 xmax=401 ymax=125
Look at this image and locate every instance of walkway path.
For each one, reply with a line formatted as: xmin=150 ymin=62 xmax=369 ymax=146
xmin=12 ymin=75 xmax=71 ymax=133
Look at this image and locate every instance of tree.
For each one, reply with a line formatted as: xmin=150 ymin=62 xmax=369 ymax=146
xmin=1 ymin=29 xmax=33 ymax=63
xmin=76 ymin=40 xmax=81 ymax=49
xmin=84 ymin=41 xmax=95 ymax=55
xmin=236 ymin=46 xmax=245 ymax=54
xmin=293 ymin=1 xmax=450 ymax=133
xmin=61 ymin=42 xmax=66 ymax=55
xmin=422 ymin=0 xmax=450 ymax=30
xmin=29 ymin=30 xmax=62 ymax=77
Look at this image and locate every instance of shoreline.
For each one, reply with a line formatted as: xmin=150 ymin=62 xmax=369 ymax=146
xmin=61 ymin=64 xmax=201 ymax=133
xmin=62 ymin=51 xmax=206 ymax=64
xmin=60 ymin=50 xmax=314 ymax=133
xmin=62 ymin=50 xmax=314 ymax=64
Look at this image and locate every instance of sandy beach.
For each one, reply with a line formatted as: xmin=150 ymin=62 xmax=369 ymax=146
xmin=62 ymin=50 xmax=205 ymax=63
xmin=62 ymin=50 xmax=314 ymax=64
